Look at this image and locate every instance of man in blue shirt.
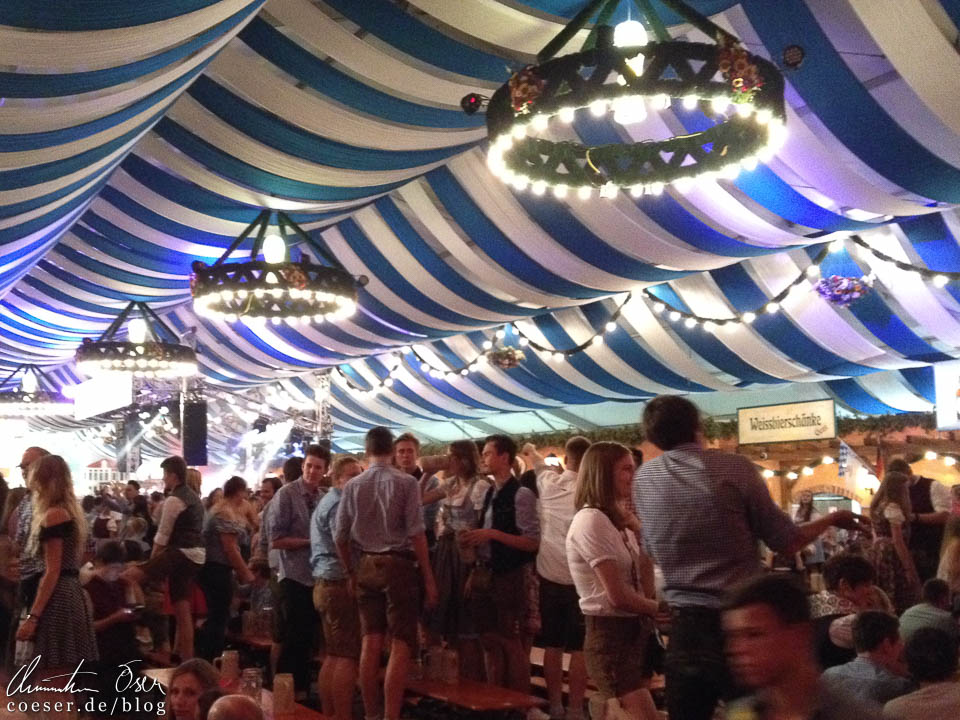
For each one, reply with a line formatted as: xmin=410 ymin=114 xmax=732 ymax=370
xmin=311 ymin=455 xmax=363 ymax=720
xmin=822 ymin=611 xmax=913 ymax=705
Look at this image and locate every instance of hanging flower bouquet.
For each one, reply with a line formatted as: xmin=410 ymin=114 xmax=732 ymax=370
xmin=487 ymin=346 xmax=526 ymax=369
xmin=509 ymin=65 xmax=546 ymax=113
xmin=815 ymin=275 xmax=871 ymax=306
xmin=717 ymin=40 xmax=764 ymax=103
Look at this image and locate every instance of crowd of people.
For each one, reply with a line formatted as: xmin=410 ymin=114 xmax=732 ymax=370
xmin=0 ymin=394 xmax=958 ymax=720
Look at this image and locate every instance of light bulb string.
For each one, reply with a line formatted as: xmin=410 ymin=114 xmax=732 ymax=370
xmin=334 ymin=293 xmax=634 ymax=396
xmin=848 ymin=234 xmax=960 ymax=280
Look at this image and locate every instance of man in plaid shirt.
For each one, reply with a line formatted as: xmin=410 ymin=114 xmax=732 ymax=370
xmin=633 ymin=396 xmax=866 ymax=720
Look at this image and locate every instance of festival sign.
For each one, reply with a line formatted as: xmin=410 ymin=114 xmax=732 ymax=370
xmin=737 ymin=399 xmax=836 ymax=445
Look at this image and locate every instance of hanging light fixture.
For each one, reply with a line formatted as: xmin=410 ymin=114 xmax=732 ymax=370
xmin=476 ymin=0 xmax=786 ymax=198
xmin=191 ymin=211 xmax=365 ymax=324
xmin=0 ymin=365 xmax=73 ymax=417
xmin=75 ymin=301 xmax=198 ymax=379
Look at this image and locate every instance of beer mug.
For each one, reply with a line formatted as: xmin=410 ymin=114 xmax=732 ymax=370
xmin=214 ymin=650 xmax=240 ymax=684
xmin=273 ymin=673 xmax=295 ymax=714
xmin=239 ymin=668 xmax=262 ymax=700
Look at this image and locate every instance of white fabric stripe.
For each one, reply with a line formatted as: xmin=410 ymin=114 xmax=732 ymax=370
xmin=451 ymin=153 xmax=640 ymax=292
xmin=265 ymin=0 xmax=493 ymax=107
xmin=0 ymin=202 xmax=89 ymax=262
xmin=132 ymin=136 xmax=376 ymax=213
xmin=857 ymin=372 xmax=934 ymax=412
xmin=406 ymin=0 xmax=589 ymax=55
xmin=57 ymin=233 xmax=183 ymax=280
xmin=396 ymin=180 xmax=568 ymax=307
xmin=0 ymin=16 xmax=249 ymax=133
xmin=29 ymin=254 xmax=184 ymax=301
xmin=167 ymin=95 xmax=451 ymax=187
xmin=0 ymin=0 xmax=258 ymax=68
xmin=744 ymin=252 xmax=907 ymax=368
xmin=322 ymin=225 xmax=476 ymax=332
xmin=670 ymin=274 xmax=836 ymax=381
xmin=208 ymin=44 xmax=486 ymax=151
xmin=617 ymin=298 xmax=738 ymax=390
xmin=0 ymin=175 xmax=103 ymax=232
xmin=352 ymin=205 xmax=516 ymax=324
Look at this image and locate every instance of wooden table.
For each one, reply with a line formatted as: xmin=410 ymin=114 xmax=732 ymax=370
xmin=405 ymin=677 xmax=545 ymax=712
xmin=142 ymin=668 xmax=328 ymax=719
xmin=226 ymin=631 xmax=274 ymax=651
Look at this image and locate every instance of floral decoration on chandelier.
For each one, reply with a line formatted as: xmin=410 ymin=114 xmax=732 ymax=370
xmin=718 ymin=38 xmax=764 ymax=102
xmin=814 ymin=275 xmax=872 ymax=307
xmin=487 ymin=346 xmax=526 ymax=370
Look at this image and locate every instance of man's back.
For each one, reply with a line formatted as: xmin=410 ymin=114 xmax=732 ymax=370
xmin=882 ymin=682 xmax=960 ymax=720
xmin=337 ymin=461 xmax=422 ymax=553
xmin=898 ymin=602 xmax=959 ymax=644
xmin=634 ymin=444 xmax=799 ymax=608
xmin=822 ymin=656 xmax=913 ymax=705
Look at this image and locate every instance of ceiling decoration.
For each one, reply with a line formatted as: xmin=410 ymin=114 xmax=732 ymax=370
xmin=2 ymin=0 xmax=960 ymax=454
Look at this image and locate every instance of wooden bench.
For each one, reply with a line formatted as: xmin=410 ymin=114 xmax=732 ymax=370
xmin=405 ymin=676 xmax=545 ymax=713
xmin=142 ymin=667 xmax=329 ymax=719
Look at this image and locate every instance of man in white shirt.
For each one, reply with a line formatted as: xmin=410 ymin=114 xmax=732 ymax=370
xmin=523 ymin=438 xmax=591 ymax=720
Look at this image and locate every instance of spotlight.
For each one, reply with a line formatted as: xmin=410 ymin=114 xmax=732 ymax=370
xmin=460 ymin=93 xmax=487 ymax=115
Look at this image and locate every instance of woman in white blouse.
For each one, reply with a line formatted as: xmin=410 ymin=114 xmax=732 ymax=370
xmin=868 ymin=471 xmax=921 ymax=613
xmin=565 ymin=442 xmax=660 ymax=720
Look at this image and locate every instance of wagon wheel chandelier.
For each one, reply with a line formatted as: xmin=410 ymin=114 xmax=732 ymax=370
xmin=191 ymin=210 xmax=365 ymax=326
xmin=76 ymin=301 xmax=198 ymax=379
xmin=0 ymin=364 xmax=72 ymax=417
xmin=473 ymin=0 xmax=786 ymax=199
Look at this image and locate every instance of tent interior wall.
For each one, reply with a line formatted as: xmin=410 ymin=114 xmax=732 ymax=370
xmin=3 ymin=0 xmax=960 ymax=476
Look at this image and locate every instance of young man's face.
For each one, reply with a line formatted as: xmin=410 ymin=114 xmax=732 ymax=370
xmin=482 ymin=442 xmax=510 ymax=476
xmin=724 ymin=603 xmax=805 ymax=689
xmin=394 ymin=441 xmax=419 ymax=472
xmin=302 ymin=454 xmax=328 ymax=490
xmin=259 ymin=480 xmax=276 ymax=503
xmin=124 ymin=484 xmax=138 ymax=502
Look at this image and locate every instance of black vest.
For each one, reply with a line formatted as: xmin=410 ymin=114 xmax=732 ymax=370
xmin=908 ymin=476 xmax=944 ymax=578
xmin=481 ymin=477 xmax=536 ymax=575
xmin=168 ymin=483 xmax=203 ymax=549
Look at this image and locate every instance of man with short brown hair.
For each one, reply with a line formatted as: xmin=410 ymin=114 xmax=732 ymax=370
xmin=337 ymin=427 xmax=437 ymax=720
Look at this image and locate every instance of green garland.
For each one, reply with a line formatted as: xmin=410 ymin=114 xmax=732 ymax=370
xmin=418 ymin=412 xmax=938 ymax=455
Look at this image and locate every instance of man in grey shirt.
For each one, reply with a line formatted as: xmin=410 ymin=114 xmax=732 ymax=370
xmin=633 ymin=396 xmax=866 ymax=720
xmin=336 ymin=427 xmax=436 ymax=720
xmin=270 ymin=444 xmax=330 ymax=695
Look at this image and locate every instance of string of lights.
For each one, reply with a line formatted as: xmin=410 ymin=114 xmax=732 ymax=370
xmin=847 ymin=235 xmax=956 ymax=287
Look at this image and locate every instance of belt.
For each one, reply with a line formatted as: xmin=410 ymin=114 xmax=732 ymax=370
xmin=360 ymin=549 xmax=415 ymax=561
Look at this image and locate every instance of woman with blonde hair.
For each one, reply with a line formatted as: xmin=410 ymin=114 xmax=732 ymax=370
xmin=566 ymin=442 xmax=659 ymax=720
xmin=186 ymin=468 xmax=202 ymax=496
xmin=14 ymin=456 xmax=97 ymax=710
xmin=868 ymin=471 xmax=921 ymax=613
xmin=937 ymin=516 xmax=960 ymax=610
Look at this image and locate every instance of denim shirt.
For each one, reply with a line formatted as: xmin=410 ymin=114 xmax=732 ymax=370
xmin=310 ymin=487 xmax=348 ymax=581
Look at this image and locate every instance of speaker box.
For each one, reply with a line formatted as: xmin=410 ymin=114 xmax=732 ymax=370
xmin=182 ymin=401 xmax=208 ymax=466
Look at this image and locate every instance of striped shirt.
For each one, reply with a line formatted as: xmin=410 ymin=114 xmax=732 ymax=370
xmin=633 ymin=443 xmax=801 ymax=608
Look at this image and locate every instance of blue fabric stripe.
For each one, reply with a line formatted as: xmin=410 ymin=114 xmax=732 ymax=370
xmin=673 ymin=107 xmax=893 ymax=233
xmin=187 ymin=76 xmax=478 ymax=170
xmin=816 ymin=247 xmax=950 ymax=363
xmin=0 ymin=108 xmax=169 ymax=189
xmin=50 ymin=244 xmax=188 ymax=290
xmin=510 ymin=0 xmax=737 ymax=25
xmin=427 ymin=167 xmax=607 ymax=300
xmin=373 ymin=198 xmax=529 ymax=317
xmin=708 ymin=262 xmax=875 ymax=375
xmin=337 ymin=217 xmax=484 ymax=326
xmin=579 ymin=300 xmax=712 ymax=391
xmin=899 ymin=367 xmax=935 ymax=403
xmin=239 ymin=18 xmax=481 ymax=130
xmin=510 ymin=192 xmax=686 ymax=282
xmin=0 ymin=168 xmax=108 ymax=220
xmin=644 ymin=285 xmax=781 ymax=384
xmin=825 ymin=378 xmax=905 ymax=415
xmin=152 ymin=118 xmax=405 ymax=202
xmin=35 ymin=259 xmax=188 ymax=302
xmin=0 ymin=3 xmax=259 ymax=97
xmin=896 ymin=214 xmax=960 ymax=305
xmin=119 ymin=154 xmax=348 ymax=224
xmin=0 ymin=0 xmax=227 ymax=30
xmin=531 ymin=313 xmax=648 ymax=396
xmin=321 ymin=0 xmax=513 ymax=82
xmin=742 ymin=0 xmax=960 ymax=203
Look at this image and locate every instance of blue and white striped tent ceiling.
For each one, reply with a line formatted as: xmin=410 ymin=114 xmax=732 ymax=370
xmin=3 ymin=0 xmax=960 ymax=450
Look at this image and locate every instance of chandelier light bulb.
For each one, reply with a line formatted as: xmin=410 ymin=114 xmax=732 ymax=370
xmin=127 ymin=318 xmax=147 ymax=344
xmin=20 ymin=372 xmax=37 ymax=394
xmin=553 ymin=183 xmax=568 ymax=199
xmin=605 ymin=321 xmax=617 ymax=332
xmin=649 ymin=94 xmax=670 ymax=111
xmin=802 ymin=466 xmax=814 ymax=476
xmin=613 ymin=20 xmax=647 ymax=79
xmin=742 ymin=312 xmax=757 ymax=324
xmin=944 ymin=456 xmax=956 ymax=467
xmin=669 ymin=311 xmax=681 ymax=322
xmin=531 ymin=180 xmax=547 ymax=196
xmin=740 ymin=156 xmax=759 ymax=172
xmin=612 ymin=96 xmax=647 ymax=126
xmin=925 ymin=450 xmax=938 ymax=461
xmin=755 ymin=108 xmax=772 ymax=124
xmin=821 ymin=455 xmax=834 ymax=465
xmin=765 ymin=302 xmax=780 ymax=314
xmin=262 ymin=233 xmax=287 ymax=264
xmin=786 ymin=471 xmax=798 ymax=480
xmin=684 ymin=318 xmax=697 ymax=329
xmin=589 ymin=99 xmax=608 ymax=117
xmin=933 ymin=274 xmax=949 ymax=288
xmin=711 ymin=95 xmax=730 ymax=114
xmin=735 ymin=103 xmax=753 ymax=118
xmin=577 ymin=186 xmax=592 ymax=200
xmin=806 ymin=265 xmax=821 ymax=277
xmin=762 ymin=469 xmax=774 ymax=479
xmin=647 ymin=181 xmax=665 ymax=196
xmin=531 ymin=114 xmax=549 ymax=132
xmin=629 ymin=184 xmax=644 ymax=198
xmin=558 ymin=107 xmax=576 ymax=123
xmin=653 ymin=302 xmax=665 ymax=313
xmin=681 ymin=95 xmax=698 ymax=110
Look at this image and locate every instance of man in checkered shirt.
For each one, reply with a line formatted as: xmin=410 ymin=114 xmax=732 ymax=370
xmin=633 ymin=396 xmax=866 ymax=720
